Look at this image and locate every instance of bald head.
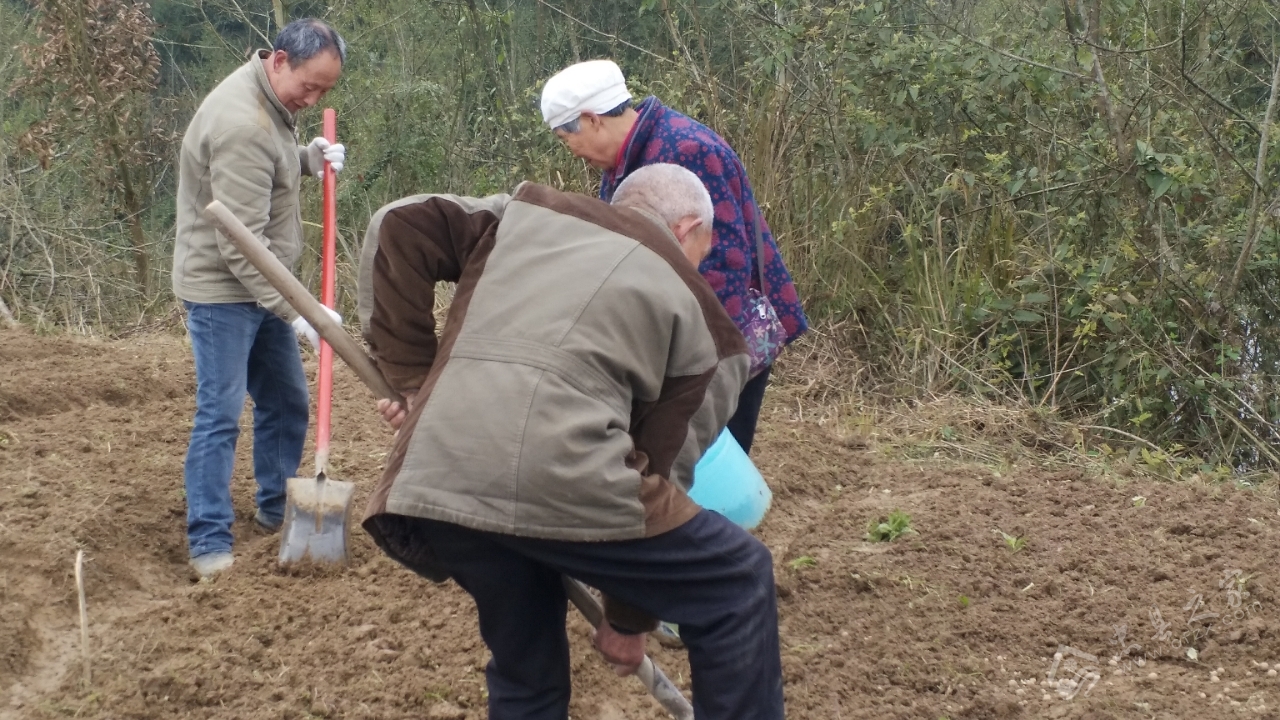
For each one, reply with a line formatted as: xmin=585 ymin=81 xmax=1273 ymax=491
xmin=611 ymin=165 xmax=715 ymax=266
xmin=612 ymin=164 xmax=713 ymax=228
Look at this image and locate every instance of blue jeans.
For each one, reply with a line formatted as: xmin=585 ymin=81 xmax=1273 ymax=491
xmin=182 ymin=301 xmax=309 ymax=558
xmin=373 ymin=510 xmax=785 ymax=720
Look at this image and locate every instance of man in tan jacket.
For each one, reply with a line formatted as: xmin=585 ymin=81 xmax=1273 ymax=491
xmin=172 ymin=19 xmax=347 ymax=578
xmin=360 ymin=165 xmax=784 ymax=719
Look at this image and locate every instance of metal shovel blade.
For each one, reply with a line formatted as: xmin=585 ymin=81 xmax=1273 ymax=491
xmin=278 ymin=473 xmax=356 ymax=565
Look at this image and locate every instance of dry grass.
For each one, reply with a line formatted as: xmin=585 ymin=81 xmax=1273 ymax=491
xmin=767 ymin=322 xmax=1280 ymax=491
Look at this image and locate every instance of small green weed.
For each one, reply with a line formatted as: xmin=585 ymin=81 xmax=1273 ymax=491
xmin=1226 ymin=570 xmax=1255 ymax=592
xmin=866 ymin=510 xmax=915 ymax=542
xmin=996 ymin=529 xmax=1026 ymax=553
xmin=958 ymin=595 xmax=970 ymax=609
xmin=788 ymin=555 xmax=817 ymax=570
xmin=1132 ymin=495 xmax=1146 ymax=507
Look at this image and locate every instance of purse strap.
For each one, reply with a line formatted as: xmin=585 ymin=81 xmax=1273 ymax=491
xmin=752 ymin=203 xmax=769 ymax=296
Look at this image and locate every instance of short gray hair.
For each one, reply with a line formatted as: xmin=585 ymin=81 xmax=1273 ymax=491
xmin=611 ymin=164 xmax=713 ymax=229
xmin=274 ymin=18 xmax=347 ymax=66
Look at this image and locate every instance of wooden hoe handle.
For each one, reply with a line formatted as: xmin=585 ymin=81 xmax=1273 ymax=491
xmin=202 ymin=199 xmax=405 ymax=408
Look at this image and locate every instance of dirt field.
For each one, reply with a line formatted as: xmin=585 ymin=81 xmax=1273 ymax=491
xmin=2 ymin=325 xmax=1279 ymax=720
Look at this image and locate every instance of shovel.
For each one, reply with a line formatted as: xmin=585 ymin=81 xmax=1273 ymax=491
xmin=224 ymin=109 xmax=370 ymax=565
xmin=272 ymin=109 xmax=355 ymax=564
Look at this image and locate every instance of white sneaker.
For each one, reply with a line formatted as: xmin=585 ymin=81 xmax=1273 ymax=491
xmin=190 ymin=551 xmax=234 ymax=579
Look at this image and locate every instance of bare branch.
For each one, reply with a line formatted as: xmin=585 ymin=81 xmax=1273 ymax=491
xmin=1226 ymin=43 xmax=1280 ymax=301
xmin=1180 ymin=29 xmax=1262 ymax=134
xmin=1082 ymin=37 xmax=1180 ymax=55
xmin=530 ymin=0 xmax=672 ymax=66
xmin=949 ymin=30 xmax=1089 ymax=80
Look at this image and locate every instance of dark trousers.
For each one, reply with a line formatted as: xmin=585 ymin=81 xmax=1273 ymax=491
xmin=726 ymin=365 xmax=771 ymax=455
xmin=398 ymin=510 xmax=784 ymax=720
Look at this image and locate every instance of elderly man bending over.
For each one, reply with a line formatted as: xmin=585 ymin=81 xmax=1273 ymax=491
xmin=356 ymin=164 xmax=785 ymax=720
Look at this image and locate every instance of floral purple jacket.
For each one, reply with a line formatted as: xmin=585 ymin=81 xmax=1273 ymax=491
xmin=600 ymin=97 xmax=808 ymax=345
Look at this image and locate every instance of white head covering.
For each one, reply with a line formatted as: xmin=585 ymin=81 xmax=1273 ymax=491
xmin=540 ymin=60 xmax=632 ymax=129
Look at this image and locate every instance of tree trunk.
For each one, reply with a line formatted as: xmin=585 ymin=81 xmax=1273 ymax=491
xmin=67 ymin=0 xmax=152 ymax=293
xmin=1071 ymin=0 xmax=1170 ymax=265
xmin=272 ymin=0 xmax=288 ymax=30
xmin=564 ymin=0 xmax=581 ymax=62
xmin=118 ymin=160 xmax=151 ymax=293
xmin=1076 ymin=0 xmax=1125 ymax=160
xmin=1226 ymin=44 xmax=1280 ymax=301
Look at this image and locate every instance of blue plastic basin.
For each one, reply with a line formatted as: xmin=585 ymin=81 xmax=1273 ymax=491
xmin=689 ymin=428 xmax=772 ymax=529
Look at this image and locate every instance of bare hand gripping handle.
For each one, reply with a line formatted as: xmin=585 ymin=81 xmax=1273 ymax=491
xmin=562 ymin=578 xmax=694 ymax=720
xmin=204 ymin=199 xmax=695 ymax=720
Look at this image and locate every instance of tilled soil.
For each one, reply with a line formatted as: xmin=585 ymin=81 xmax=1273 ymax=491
xmin=2 ymin=325 xmax=1279 ymax=719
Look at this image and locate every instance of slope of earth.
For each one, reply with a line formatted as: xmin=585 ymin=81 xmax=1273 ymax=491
xmin=2 ymin=325 xmax=1278 ymax=720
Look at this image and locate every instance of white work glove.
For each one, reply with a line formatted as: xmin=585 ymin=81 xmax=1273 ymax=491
xmin=291 ymin=306 xmax=342 ymax=351
xmin=305 ymin=137 xmax=346 ymax=178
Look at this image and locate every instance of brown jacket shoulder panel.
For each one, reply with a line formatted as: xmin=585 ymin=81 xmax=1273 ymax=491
xmin=360 ymin=194 xmax=506 ymax=393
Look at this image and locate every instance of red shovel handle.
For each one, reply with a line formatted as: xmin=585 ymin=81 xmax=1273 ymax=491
xmin=316 ymin=109 xmax=337 ymax=473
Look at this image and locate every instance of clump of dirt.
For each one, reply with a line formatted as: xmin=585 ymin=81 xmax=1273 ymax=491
xmin=0 ymin=327 xmax=191 ymax=422
xmin=0 ymin=328 xmax=197 ymax=707
xmin=756 ymin=414 xmax=1280 ymax=720
xmin=3 ymin=326 xmax=1280 ymax=720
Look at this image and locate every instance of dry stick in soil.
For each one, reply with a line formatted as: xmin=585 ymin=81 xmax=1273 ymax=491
xmin=203 ymin=199 xmax=695 ymax=720
xmin=75 ymin=549 xmax=89 ymax=687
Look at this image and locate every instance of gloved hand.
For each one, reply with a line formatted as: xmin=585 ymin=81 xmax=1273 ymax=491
xmin=305 ymin=137 xmax=346 ymax=178
xmin=291 ymin=305 xmax=342 ymax=351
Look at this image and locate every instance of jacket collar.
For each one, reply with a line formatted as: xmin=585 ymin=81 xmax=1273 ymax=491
xmin=605 ymin=96 xmax=661 ymax=188
xmin=251 ymin=49 xmax=297 ymax=130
